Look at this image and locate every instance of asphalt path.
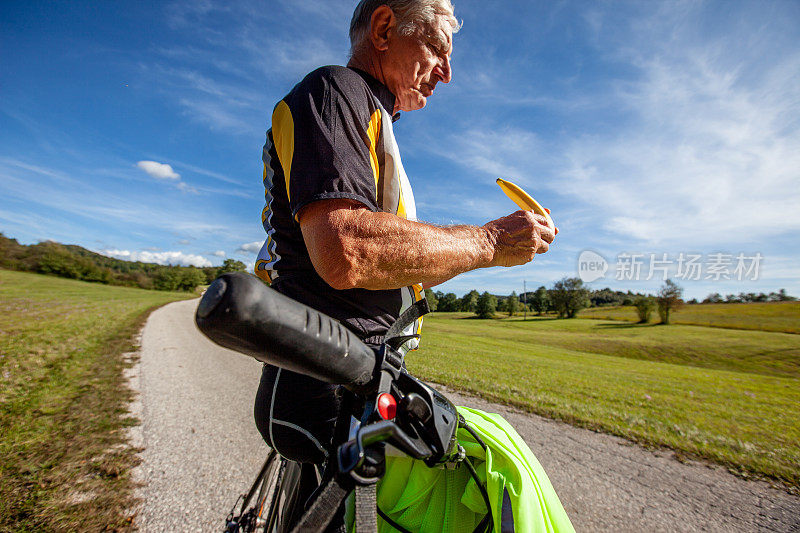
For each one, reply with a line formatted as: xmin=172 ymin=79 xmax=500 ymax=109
xmin=131 ymin=299 xmax=800 ymax=532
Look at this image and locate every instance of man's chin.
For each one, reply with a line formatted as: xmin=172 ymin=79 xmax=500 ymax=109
xmin=401 ymin=95 xmax=427 ymax=112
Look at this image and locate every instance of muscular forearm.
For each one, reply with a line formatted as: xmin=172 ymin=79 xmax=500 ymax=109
xmin=302 ymin=203 xmax=494 ymax=290
xmin=300 ymin=199 xmax=554 ymax=291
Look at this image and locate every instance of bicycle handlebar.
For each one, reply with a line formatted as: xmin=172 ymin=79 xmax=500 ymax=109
xmin=195 ymin=272 xmax=377 ymax=390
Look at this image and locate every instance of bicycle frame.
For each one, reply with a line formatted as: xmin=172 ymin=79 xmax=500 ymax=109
xmin=196 ymin=274 xmax=492 ymax=532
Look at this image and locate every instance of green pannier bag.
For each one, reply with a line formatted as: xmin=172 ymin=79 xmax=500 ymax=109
xmin=372 ymin=406 xmax=575 ymax=533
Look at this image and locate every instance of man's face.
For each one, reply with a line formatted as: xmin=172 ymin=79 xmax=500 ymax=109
xmin=382 ymin=14 xmax=453 ymax=113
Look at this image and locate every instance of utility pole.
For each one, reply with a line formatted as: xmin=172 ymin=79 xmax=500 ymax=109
xmin=523 ymin=280 xmax=527 ymax=321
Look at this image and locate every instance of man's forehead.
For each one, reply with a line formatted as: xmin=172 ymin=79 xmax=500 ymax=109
xmin=426 ymin=14 xmax=453 ymax=51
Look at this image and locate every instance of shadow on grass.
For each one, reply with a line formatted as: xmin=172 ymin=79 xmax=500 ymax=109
xmin=456 ymin=315 xmax=562 ymax=322
xmin=594 ymin=322 xmax=660 ymax=329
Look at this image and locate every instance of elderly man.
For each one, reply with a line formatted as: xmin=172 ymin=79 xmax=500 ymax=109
xmin=254 ymin=0 xmax=555 ymax=465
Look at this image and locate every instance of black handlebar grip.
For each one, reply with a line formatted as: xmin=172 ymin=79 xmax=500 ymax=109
xmin=195 ymin=272 xmax=377 ymax=390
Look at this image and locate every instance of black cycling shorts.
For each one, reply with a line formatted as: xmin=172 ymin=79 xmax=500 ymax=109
xmin=254 ymin=363 xmax=340 ymax=464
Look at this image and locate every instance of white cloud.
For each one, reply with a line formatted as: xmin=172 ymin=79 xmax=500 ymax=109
xmin=102 ymin=249 xmax=212 ymax=267
xmin=136 ymin=160 xmax=180 ymax=180
xmin=238 ymin=241 xmax=262 ymax=254
xmin=212 ymin=250 xmax=226 ymax=257
xmin=552 ymin=14 xmax=800 ymax=247
xmin=431 ymin=3 xmax=800 ymax=251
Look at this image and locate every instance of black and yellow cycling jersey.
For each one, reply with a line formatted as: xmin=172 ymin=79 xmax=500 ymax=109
xmin=255 ymin=66 xmax=424 ymax=350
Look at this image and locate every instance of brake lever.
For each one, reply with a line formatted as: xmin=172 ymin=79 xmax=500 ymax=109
xmin=338 ymin=420 xmax=434 ymax=477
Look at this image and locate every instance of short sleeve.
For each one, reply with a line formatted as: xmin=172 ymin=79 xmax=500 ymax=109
xmin=275 ymin=69 xmax=381 ymax=219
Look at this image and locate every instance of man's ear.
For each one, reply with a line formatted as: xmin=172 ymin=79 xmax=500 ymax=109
xmin=369 ymin=5 xmax=394 ymax=52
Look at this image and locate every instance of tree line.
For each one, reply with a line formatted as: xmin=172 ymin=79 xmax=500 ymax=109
xmin=0 ymin=233 xmax=245 ymax=292
xmin=427 ymin=277 xmax=796 ymax=323
xmin=426 ymin=277 xmax=646 ymax=319
xmin=696 ymin=290 xmax=795 ymax=304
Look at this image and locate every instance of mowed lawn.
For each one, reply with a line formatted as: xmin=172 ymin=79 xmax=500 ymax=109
xmin=0 ymin=270 xmax=192 ymax=531
xmin=406 ymin=312 xmax=800 ymax=490
xmin=579 ymin=301 xmax=800 ymax=334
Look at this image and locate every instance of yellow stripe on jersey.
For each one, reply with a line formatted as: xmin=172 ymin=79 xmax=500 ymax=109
xmin=254 ymin=260 xmax=273 ymax=283
xmin=412 ymin=283 xmax=423 ymax=302
xmin=397 ymin=190 xmax=407 ymax=219
xmin=366 ymin=109 xmax=381 ymax=204
xmin=272 ymin=101 xmax=295 ymax=204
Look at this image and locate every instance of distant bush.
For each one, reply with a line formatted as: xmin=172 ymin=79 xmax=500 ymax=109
xmin=634 ymin=296 xmax=656 ymax=323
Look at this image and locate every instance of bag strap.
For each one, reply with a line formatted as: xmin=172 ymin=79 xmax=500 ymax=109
xmin=384 ymin=298 xmax=430 ymax=347
xmin=354 ymin=484 xmax=378 ymax=533
xmin=290 ymin=475 xmax=351 ymax=533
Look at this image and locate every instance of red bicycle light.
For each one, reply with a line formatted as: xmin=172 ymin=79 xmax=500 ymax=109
xmin=377 ymin=393 xmax=397 ymax=420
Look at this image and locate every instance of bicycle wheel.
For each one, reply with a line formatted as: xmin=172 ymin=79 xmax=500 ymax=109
xmin=242 ymin=451 xmax=313 ymax=533
xmin=229 ymin=449 xmax=281 ymax=533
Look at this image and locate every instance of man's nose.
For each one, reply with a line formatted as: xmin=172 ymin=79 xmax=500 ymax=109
xmin=435 ymin=55 xmax=452 ymax=84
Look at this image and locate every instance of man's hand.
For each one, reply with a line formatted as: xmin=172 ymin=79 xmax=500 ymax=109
xmin=483 ymin=210 xmax=557 ymax=267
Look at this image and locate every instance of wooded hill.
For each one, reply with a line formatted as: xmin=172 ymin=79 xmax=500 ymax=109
xmin=0 ymin=233 xmax=244 ymax=292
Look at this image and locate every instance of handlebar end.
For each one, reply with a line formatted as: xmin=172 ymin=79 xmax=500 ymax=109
xmin=197 ymin=277 xmax=227 ymax=319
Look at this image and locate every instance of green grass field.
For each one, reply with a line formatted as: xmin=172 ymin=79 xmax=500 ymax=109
xmin=407 ymin=312 xmax=800 ymax=491
xmin=0 ymin=270 xmax=191 ymax=531
xmin=579 ymin=301 xmax=800 ymax=334
xmin=3 ymin=268 xmax=799 ymax=529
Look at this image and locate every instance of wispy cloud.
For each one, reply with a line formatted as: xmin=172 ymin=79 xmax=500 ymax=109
xmin=238 ymin=241 xmax=262 ymax=254
xmin=142 ymin=0 xmax=350 ymax=134
xmin=428 ymin=2 xmax=800 ymax=251
xmin=553 ymin=5 xmax=800 ymax=247
xmin=0 ymin=158 xmax=256 ymax=245
xmin=101 ymin=249 xmax=213 ymax=267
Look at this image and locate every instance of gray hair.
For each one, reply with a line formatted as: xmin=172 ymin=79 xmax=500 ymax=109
xmin=349 ymin=0 xmax=461 ymax=56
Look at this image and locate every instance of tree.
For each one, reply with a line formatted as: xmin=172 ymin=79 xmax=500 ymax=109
xmin=217 ymin=258 xmax=246 ymax=276
xmin=634 ymin=296 xmax=655 ymax=323
xmin=657 ymin=279 xmax=683 ymax=324
xmin=550 ymin=277 xmax=590 ymax=318
xmin=475 ymin=292 xmax=497 ymax=319
xmin=177 ymin=267 xmax=207 ymax=292
xmin=775 ymin=289 xmax=796 ymax=301
xmin=506 ymin=291 xmax=519 ymax=316
xmin=530 ymin=286 xmax=549 ymax=315
xmin=590 ymin=287 xmax=625 ymax=307
xmin=437 ymin=292 xmax=459 ymax=312
xmin=702 ymin=292 xmax=722 ymax=304
xmin=154 ymin=268 xmax=180 ymax=291
xmin=459 ymin=290 xmax=479 ymax=312
xmin=496 ymin=298 xmax=508 ymax=313
xmin=424 ymin=288 xmax=438 ymax=311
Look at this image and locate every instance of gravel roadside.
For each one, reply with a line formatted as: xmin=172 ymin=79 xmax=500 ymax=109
xmin=131 ymin=299 xmax=268 ymax=532
xmin=130 ymin=299 xmax=800 ymax=532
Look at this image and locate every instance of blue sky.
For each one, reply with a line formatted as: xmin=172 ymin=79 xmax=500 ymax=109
xmin=1 ymin=0 xmax=798 ymax=299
